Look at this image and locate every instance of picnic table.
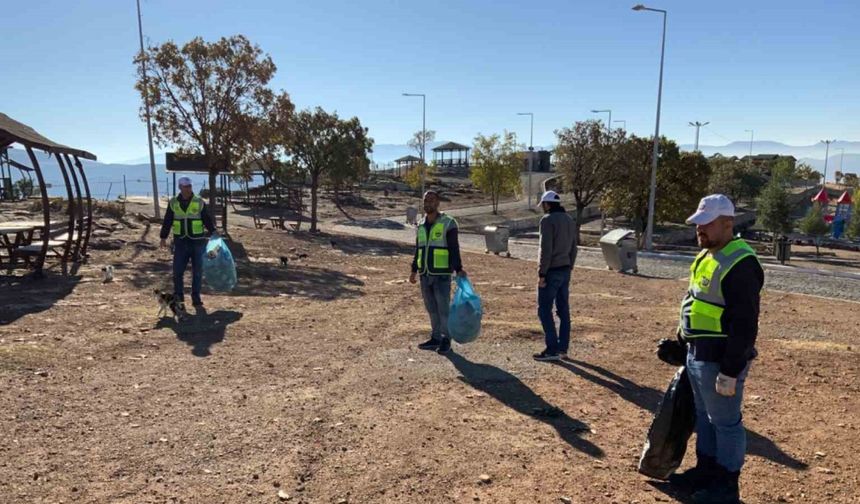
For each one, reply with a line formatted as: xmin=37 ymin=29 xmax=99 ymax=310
xmin=0 ymin=223 xmax=39 ymax=265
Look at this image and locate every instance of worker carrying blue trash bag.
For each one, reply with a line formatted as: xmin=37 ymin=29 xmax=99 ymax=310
xmin=448 ymin=275 xmax=482 ymax=343
xmin=203 ymin=236 xmax=237 ymax=292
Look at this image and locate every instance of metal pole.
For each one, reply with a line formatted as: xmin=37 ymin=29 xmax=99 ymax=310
xmin=518 ymin=112 xmax=535 ymax=208
xmin=613 ymin=120 xmax=626 ymax=131
xmin=137 ymin=0 xmax=161 ymax=219
xmin=745 ymin=129 xmax=754 ymax=168
xmin=821 ymin=139 xmax=834 ymax=185
xmin=123 ymin=174 xmax=128 ymax=200
xmin=839 ymin=148 xmax=845 ymax=181
xmin=689 ymin=121 xmax=709 ymax=152
xmin=422 ymin=94 xmax=426 ymax=197
xmin=636 ymin=6 xmax=667 ymax=252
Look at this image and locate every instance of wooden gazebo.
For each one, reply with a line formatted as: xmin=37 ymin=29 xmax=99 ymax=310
xmin=0 ymin=113 xmax=97 ymax=276
xmin=394 ymin=155 xmax=421 ymax=177
xmin=432 ymin=141 xmax=470 ymax=175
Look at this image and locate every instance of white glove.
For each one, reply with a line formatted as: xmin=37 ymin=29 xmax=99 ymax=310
xmin=715 ymin=373 xmax=737 ymax=397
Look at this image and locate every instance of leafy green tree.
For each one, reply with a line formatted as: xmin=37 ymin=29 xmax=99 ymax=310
xmin=708 ymin=155 xmax=766 ymax=204
xmin=553 ymin=120 xmax=626 ymax=238
xmin=756 ymin=178 xmax=793 ymax=249
xmin=843 ymin=173 xmax=859 ymax=190
xmin=403 ymin=162 xmax=436 ymax=192
xmin=135 ymin=35 xmax=278 ymax=210
xmin=796 ymin=163 xmax=823 ymax=190
xmin=470 ymin=132 xmax=522 ymax=214
xmin=602 ymin=136 xmax=708 ymax=241
xmin=798 ymin=203 xmax=831 ymax=255
xmin=286 ymin=107 xmax=373 ymax=232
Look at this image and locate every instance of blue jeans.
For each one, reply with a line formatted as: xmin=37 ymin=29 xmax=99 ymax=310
xmin=173 ymin=238 xmax=206 ymax=305
xmin=686 ymin=351 xmax=750 ymax=472
xmin=537 ymin=267 xmax=571 ymax=354
xmin=420 ymin=274 xmax=452 ymax=341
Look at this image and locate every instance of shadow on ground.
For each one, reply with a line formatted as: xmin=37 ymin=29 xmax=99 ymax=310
xmin=446 ymin=352 xmax=604 ymax=458
xmin=155 ymin=308 xmax=242 ymax=357
xmin=0 ymin=272 xmax=80 ymax=325
xmin=555 ymin=359 xmax=808 ymax=471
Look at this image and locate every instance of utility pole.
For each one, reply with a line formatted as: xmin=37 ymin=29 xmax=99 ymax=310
xmin=744 ymin=129 xmax=754 ymax=169
xmin=136 ymin=0 xmax=161 ymax=218
xmin=821 ymin=139 xmax=835 ymax=186
xmin=517 ymin=112 xmax=534 ymax=208
xmin=688 ymin=121 xmax=709 ymax=152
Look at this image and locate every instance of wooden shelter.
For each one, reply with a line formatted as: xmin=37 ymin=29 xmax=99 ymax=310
xmin=394 ymin=155 xmax=421 ymax=177
xmin=431 ymin=141 xmax=470 ymax=175
xmin=0 ymin=113 xmax=97 ymax=276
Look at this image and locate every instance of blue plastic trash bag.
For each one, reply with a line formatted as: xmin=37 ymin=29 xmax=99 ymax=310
xmin=202 ymin=236 xmax=237 ymax=292
xmin=448 ymin=275 xmax=482 ymax=343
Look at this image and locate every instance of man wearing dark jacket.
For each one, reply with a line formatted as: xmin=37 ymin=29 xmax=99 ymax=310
xmin=159 ymin=177 xmax=217 ymax=312
xmin=657 ymin=194 xmax=763 ymax=504
xmin=534 ymin=190 xmax=577 ymax=362
xmin=409 ymin=190 xmax=466 ymax=354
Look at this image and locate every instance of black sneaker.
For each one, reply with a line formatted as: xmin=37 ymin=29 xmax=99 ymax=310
xmin=436 ymin=338 xmax=451 ymax=354
xmin=669 ymin=456 xmax=717 ymax=494
xmin=691 ymin=468 xmax=740 ymax=504
xmin=418 ymin=338 xmax=441 ymax=350
xmin=533 ymin=350 xmax=560 ymax=362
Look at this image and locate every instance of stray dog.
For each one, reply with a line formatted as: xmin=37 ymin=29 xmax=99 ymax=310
xmin=101 ymin=265 xmax=114 ymax=283
xmin=153 ymin=288 xmax=184 ymax=321
xmin=279 ymin=256 xmax=289 ymax=267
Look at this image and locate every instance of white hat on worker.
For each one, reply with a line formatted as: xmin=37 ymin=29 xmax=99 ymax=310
xmin=538 ymin=190 xmax=561 ymax=206
xmin=686 ymin=194 xmax=735 ymax=225
xmin=178 ymin=176 xmax=193 ymax=187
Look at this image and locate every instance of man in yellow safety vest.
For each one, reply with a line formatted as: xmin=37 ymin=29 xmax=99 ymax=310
xmin=159 ymin=176 xmax=217 ymax=313
xmin=657 ymin=194 xmax=764 ymax=504
xmin=409 ymin=190 xmax=466 ymax=354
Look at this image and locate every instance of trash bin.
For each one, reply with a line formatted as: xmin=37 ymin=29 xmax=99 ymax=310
xmin=484 ymin=225 xmax=511 ymax=257
xmin=599 ymin=229 xmax=638 ymax=273
xmin=776 ymin=236 xmax=791 ymax=264
xmin=405 ymin=206 xmax=418 ymax=225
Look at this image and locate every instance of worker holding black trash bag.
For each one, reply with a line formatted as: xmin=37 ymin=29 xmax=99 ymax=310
xmin=648 ymin=194 xmax=763 ymax=504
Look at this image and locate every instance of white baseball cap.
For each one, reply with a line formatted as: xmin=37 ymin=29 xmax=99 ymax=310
xmin=538 ymin=190 xmax=561 ymax=205
xmin=686 ymin=194 xmax=735 ymax=225
xmin=178 ymin=176 xmax=193 ymax=187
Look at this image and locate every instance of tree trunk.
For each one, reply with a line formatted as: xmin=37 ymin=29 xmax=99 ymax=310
xmin=575 ymin=203 xmax=585 ymax=245
xmin=310 ymin=175 xmax=319 ymax=232
xmin=207 ymin=170 xmax=217 ymax=211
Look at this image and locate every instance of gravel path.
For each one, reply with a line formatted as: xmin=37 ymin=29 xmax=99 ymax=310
xmin=326 ymin=218 xmax=860 ymax=302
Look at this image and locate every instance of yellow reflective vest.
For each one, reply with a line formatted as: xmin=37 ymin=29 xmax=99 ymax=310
xmin=170 ymin=195 xmax=206 ymax=240
xmin=679 ymin=239 xmax=758 ymax=339
xmin=416 ymin=213 xmax=457 ymax=275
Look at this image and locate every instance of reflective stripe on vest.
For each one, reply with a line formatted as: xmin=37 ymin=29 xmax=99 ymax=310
xmin=171 ymin=195 xmax=206 ymax=239
xmin=416 ymin=213 xmax=456 ymax=275
xmin=679 ymin=239 xmax=758 ymax=339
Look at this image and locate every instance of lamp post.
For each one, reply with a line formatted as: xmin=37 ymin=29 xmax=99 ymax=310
xmin=517 ymin=112 xmax=534 ymax=208
xmin=591 ymin=109 xmax=612 ymax=134
xmin=821 ymin=139 xmax=835 ymax=186
xmin=613 ymin=120 xmax=627 ymax=131
xmin=136 ymin=0 xmax=161 ymax=218
xmin=688 ymin=121 xmax=709 ymax=152
xmin=632 ymin=3 xmax=667 ymax=251
xmin=744 ymin=129 xmax=754 ymax=168
xmin=402 ymin=93 xmax=426 ymax=197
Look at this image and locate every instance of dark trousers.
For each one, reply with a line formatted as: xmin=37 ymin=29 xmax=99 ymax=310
xmin=173 ymin=238 xmax=206 ymax=305
xmin=420 ymin=274 xmax=452 ymax=341
xmin=537 ymin=267 xmax=571 ymax=354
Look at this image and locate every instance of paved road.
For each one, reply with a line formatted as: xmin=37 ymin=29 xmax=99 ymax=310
xmin=326 ymin=217 xmax=860 ymax=303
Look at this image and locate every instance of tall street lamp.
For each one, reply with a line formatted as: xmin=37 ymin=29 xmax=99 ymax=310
xmin=591 ymin=109 xmax=612 ymax=134
xmin=688 ymin=121 xmax=709 ymax=152
xmin=633 ymin=4 xmax=667 ymax=251
xmin=517 ymin=112 xmax=534 ymax=208
xmin=821 ymin=139 xmax=835 ymax=186
xmin=613 ymin=120 xmax=627 ymax=131
xmin=136 ymin=0 xmax=161 ymax=218
xmin=402 ymin=93 xmax=426 ymax=197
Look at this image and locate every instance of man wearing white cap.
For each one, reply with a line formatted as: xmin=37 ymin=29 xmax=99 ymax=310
xmin=533 ymin=190 xmax=577 ymax=362
xmin=160 ymin=177 xmax=217 ymax=312
xmin=656 ymin=194 xmax=763 ymax=504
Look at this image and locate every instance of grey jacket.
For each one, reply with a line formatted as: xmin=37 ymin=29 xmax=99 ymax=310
xmin=538 ymin=207 xmax=577 ymax=276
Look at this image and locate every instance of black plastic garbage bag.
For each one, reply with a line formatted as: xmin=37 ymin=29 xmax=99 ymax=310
xmin=638 ymin=366 xmax=696 ymax=480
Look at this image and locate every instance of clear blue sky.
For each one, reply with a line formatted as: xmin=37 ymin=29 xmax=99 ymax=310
xmin=2 ymin=0 xmax=858 ymax=163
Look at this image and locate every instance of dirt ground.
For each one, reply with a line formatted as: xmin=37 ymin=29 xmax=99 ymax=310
xmin=1 ymin=212 xmax=859 ymax=504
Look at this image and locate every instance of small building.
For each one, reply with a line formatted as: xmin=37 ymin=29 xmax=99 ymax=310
xmin=394 ymin=155 xmax=422 ymax=177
